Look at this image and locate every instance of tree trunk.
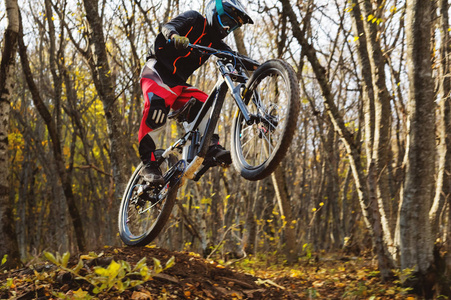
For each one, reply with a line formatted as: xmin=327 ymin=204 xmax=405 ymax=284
xmin=43 ymin=0 xmax=69 ymax=252
xmin=233 ymin=28 xmax=248 ymax=57
xmin=349 ymin=0 xmax=375 ymax=164
xmin=271 ymin=166 xmax=297 ymax=264
xmin=0 ymin=0 xmax=21 ymax=269
xmin=430 ymin=0 xmax=451 ymax=237
xmin=82 ymin=0 xmax=129 ymax=226
xmin=352 ymin=0 xmax=396 ymax=261
xmin=400 ymin=0 xmax=435 ymax=295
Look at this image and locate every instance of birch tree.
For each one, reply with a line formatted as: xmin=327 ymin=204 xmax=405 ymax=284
xmin=0 ymin=0 xmax=21 ymax=268
xmin=399 ymin=0 xmax=435 ymax=295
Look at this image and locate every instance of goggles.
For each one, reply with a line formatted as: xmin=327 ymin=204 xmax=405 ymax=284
xmin=217 ymin=12 xmax=240 ymax=33
xmin=215 ymin=0 xmax=246 ymax=34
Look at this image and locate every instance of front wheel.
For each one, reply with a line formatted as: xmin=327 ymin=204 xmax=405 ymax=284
xmin=118 ymin=150 xmax=179 ymax=246
xmin=231 ymin=59 xmax=300 ymax=181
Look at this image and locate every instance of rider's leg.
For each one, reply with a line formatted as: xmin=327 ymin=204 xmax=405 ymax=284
xmin=139 ymin=64 xmax=215 ymax=182
xmin=139 ymin=130 xmax=165 ymax=185
xmin=139 ymin=66 xmax=181 ymax=184
xmin=138 ymin=91 xmax=170 ymax=185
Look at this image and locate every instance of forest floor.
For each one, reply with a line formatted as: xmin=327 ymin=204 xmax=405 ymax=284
xmin=0 ymin=246 xmax=417 ymax=299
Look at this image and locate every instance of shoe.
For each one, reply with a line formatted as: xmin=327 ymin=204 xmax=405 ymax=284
xmin=140 ymin=162 xmax=165 ymax=185
xmin=206 ymin=135 xmax=232 ymax=166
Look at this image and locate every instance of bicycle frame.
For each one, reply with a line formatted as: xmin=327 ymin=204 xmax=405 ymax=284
xmin=159 ymin=58 xmax=253 ymax=184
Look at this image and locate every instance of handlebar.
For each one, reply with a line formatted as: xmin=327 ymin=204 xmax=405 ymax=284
xmin=188 ymin=43 xmax=260 ymax=71
xmin=166 ymin=39 xmax=260 ymax=70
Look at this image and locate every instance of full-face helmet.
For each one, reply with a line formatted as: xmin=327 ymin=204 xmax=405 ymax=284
xmin=206 ymin=0 xmax=254 ymax=39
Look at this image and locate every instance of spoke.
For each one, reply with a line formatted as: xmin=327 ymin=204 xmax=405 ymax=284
xmin=243 ymin=132 xmax=258 ymax=160
xmin=259 ymin=135 xmax=264 ymax=164
xmin=240 ymin=125 xmax=255 ymax=146
xmin=261 ymin=130 xmax=274 ymax=154
xmin=140 ymin=202 xmax=159 ymax=214
xmin=241 ymin=138 xmax=252 ymax=152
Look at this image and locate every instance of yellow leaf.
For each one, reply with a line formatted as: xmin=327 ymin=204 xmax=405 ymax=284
xmin=95 ymin=267 xmax=108 ymax=276
xmin=73 ymin=288 xmax=89 ymax=298
xmin=386 ymin=289 xmax=396 ymax=295
xmin=165 ymin=256 xmax=175 ymax=269
xmin=62 ymin=252 xmax=70 ymax=268
xmin=153 ymin=258 xmax=162 ymax=274
xmin=44 ymin=252 xmax=57 ymax=264
xmin=107 ymin=260 xmax=121 ymax=278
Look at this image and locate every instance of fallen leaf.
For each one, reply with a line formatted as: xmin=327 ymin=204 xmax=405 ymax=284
xmin=131 ymin=290 xmax=152 ymax=300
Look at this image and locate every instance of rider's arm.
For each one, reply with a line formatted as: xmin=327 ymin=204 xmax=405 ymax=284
xmin=161 ymin=11 xmax=202 ymax=41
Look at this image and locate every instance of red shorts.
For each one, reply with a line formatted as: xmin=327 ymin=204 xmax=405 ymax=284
xmin=138 ymin=77 xmax=208 ymax=142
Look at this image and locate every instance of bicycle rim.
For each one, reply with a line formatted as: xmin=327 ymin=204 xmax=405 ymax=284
xmin=119 ymin=152 xmax=178 ymax=246
xmin=236 ymin=70 xmax=290 ymax=168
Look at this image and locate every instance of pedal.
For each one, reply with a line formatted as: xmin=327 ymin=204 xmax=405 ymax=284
xmin=213 ymin=149 xmax=232 ymax=166
xmin=205 ymin=146 xmax=232 ymax=166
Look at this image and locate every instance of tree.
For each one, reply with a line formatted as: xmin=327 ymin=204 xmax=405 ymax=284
xmin=81 ymin=0 xmax=130 ymax=194
xmin=430 ymin=0 xmax=451 ymax=239
xmin=350 ymin=0 xmax=396 ymax=263
xmin=399 ymin=0 xmax=435 ymax=295
xmin=0 ymin=0 xmax=21 ymax=269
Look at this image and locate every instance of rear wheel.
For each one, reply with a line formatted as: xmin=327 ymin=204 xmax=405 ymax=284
xmin=231 ymin=59 xmax=300 ymax=181
xmin=118 ymin=150 xmax=179 ymax=246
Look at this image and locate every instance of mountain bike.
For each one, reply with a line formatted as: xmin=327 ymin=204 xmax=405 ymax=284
xmin=118 ymin=44 xmax=300 ymax=246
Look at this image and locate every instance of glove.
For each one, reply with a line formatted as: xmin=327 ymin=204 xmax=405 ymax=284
xmin=172 ymin=34 xmax=189 ymax=50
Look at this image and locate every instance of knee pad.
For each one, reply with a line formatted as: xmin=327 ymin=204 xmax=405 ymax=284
xmin=146 ymin=92 xmax=170 ymax=130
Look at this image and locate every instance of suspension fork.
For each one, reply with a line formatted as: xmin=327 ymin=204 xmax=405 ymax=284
xmin=218 ymin=61 xmax=254 ymax=125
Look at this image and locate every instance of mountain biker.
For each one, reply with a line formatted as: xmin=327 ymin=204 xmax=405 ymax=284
xmin=138 ymin=0 xmax=254 ymax=184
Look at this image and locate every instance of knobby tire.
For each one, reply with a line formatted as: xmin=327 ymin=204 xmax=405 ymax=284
xmin=231 ymin=59 xmax=300 ymax=180
xmin=118 ymin=152 xmax=179 ymax=246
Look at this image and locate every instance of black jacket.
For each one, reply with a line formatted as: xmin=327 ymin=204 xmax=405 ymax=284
xmin=148 ymin=11 xmax=232 ymax=87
